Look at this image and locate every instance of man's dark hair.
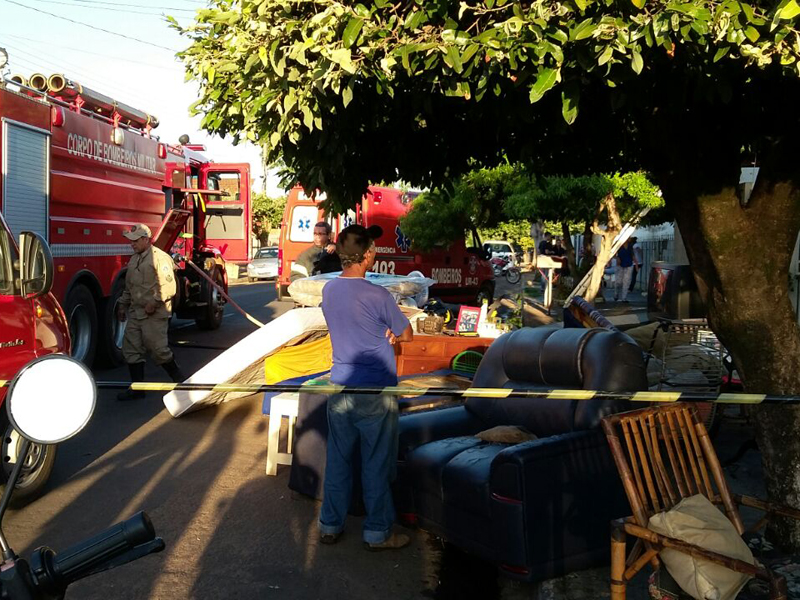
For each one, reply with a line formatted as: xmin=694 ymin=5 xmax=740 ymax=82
xmin=315 ymin=221 xmax=332 ymax=235
xmin=336 ymin=224 xmax=383 ymax=267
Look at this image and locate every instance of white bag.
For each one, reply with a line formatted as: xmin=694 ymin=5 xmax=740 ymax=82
xmin=648 ymin=494 xmax=755 ymax=600
xmin=288 ymin=272 xmax=436 ymax=307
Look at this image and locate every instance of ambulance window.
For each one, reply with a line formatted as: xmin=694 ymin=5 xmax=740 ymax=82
xmin=0 ymin=227 xmax=16 ymax=295
xmin=207 ymin=172 xmax=240 ymax=201
xmin=289 ymin=206 xmax=319 ymax=242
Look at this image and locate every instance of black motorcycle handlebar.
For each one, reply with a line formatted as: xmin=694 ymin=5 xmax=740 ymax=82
xmin=27 ymin=511 xmax=159 ymax=596
xmin=51 ymin=512 xmax=156 ymax=584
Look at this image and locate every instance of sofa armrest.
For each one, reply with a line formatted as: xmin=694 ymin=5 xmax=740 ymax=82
xmin=488 ymin=429 xmax=629 ymax=573
xmin=398 ymin=406 xmax=486 ymax=460
xmin=490 ymin=429 xmax=622 ymax=502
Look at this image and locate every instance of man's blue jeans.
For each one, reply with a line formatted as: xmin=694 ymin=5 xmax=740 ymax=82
xmin=319 ymin=393 xmax=398 ymax=544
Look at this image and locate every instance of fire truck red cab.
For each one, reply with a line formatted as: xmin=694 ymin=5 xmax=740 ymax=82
xmin=277 ymin=186 xmax=495 ymax=305
xmin=0 ymin=73 xmax=251 ymax=366
xmin=0 ymin=210 xmax=70 ymax=503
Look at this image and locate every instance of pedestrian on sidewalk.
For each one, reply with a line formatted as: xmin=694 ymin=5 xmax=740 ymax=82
xmin=318 ymin=224 xmax=414 ymax=551
xmin=614 ymin=239 xmax=635 ymax=302
xmin=628 ymin=237 xmax=643 ymax=293
xmin=116 ymin=223 xmax=185 ymax=401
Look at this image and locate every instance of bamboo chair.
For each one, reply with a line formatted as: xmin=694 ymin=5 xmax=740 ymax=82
xmin=601 ymin=403 xmax=800 ymax=600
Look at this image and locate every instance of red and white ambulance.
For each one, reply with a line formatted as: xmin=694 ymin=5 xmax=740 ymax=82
xmin=277 ymin=186 xmax=495 ymax=305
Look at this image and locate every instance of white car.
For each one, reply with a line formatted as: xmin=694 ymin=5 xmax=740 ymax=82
xmin=246 ymin=246 xmax=279 ymax=281
xmin=483 ymin=240 xmax=518 ymax=265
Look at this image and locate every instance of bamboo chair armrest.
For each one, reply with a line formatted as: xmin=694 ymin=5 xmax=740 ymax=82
xmin=621 ymin=520 xmax=777 ymax=582
xmin=734 ymin=494 xmax=800 ymax=522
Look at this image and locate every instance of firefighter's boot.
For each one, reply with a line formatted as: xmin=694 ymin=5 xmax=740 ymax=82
xmin=161 ymin=358 xmax=186 ymax=384
xmin=117 ymin=362 xmax=146 ymax=401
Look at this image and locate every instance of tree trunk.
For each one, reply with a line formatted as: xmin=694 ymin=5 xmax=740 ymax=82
xmin=581 ymin=222 xmax=595 ymax=274
xmin=584 ymin=193 xmax=622 ymax=303
xmin=668 ymin=178 xmax=800 ymax=550
xmin=584 ymin=233 xmax=614 ymax=303
xmin=560 ymin=222 xmax=578 ymax=278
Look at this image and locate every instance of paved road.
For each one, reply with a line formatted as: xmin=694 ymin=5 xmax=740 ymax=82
xmin=2 ymin=280 xmax=443 ymax=599
xmin=3 ymin=277 xmax=569 ymax=600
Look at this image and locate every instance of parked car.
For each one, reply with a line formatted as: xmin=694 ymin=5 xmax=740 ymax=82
xmin=247 ymin=246 xmax=279 ymax=281
xmin=483 ymin=240 xmax=519 ymax=265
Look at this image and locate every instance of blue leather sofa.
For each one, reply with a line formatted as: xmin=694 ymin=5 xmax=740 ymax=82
xmin=393 ymin=326 xmax=647 ymax=581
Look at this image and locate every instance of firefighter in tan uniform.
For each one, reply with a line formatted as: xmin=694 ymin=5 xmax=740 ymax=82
xmin=116 ymin=223 xmax=185 ymax=401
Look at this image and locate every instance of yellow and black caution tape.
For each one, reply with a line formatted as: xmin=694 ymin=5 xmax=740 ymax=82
xmin=49 ymin=381 xmax=784 ymax=405
xmin=0 ymin=380 xmax=779 ymax=404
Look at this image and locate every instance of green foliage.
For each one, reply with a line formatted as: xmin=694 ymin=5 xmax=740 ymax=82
xmin=399 ymin=163 xmax=530 ymax=251
xmin=480 ymin=221 xmax=537 ymax=251
xmin=251 ymin=193 xmax=287 ymax=229
xmin=506 ymin=171 xmax=662 ymax=223
xmin=400 ymin=164 xmax=661 ymax=252
xmin=176 ymin=0 xmax=800 ymax=210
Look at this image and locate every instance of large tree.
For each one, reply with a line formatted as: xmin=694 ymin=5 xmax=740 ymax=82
xmin=177 ymin=0 xmax=800 ymax=546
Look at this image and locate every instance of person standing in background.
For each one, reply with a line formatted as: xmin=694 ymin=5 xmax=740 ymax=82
xmin=628 ymin=237 xmax=643 ymax=293
xmin=614 ymin=238 xmax=635 ymax=303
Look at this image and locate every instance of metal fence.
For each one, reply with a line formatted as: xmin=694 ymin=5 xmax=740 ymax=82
xmin=571 ymin=234 xmax=675 ymax=293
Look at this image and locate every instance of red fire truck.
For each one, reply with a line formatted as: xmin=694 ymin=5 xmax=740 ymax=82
xmin=277 ymin=186 xmax=495 ymax=305
xmin=0 ymin=72 xmax=251 ymax=366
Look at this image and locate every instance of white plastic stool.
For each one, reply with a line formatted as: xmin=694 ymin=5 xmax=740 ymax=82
xmin=265 ymin=393 xmax=299 ymax=476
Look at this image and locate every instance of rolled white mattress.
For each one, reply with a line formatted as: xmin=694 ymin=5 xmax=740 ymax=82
xmin=163 ymin=307 xmax=328 ymax=417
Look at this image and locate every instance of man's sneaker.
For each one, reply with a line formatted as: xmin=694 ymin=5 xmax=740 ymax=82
xmin=320 ymin=532 xmax=342 ymax=545
xmin=364 ymin=533 xmax=410 ymax=551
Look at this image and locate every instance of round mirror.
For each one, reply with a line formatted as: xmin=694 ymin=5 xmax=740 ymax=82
xmin=6 ymin=355 xmax=96 ymax=444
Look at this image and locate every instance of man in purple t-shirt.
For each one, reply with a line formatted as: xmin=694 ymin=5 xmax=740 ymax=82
xmin=318 ymin=224 xmax=413 ymax=551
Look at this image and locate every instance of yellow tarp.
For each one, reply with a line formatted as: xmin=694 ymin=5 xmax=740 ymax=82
xmin=264 ymin=335 xmax=332 ymax=384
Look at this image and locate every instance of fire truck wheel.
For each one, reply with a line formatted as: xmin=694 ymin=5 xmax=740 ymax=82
xmin=98 ymin=277 xmax=126 ymax=367
xmin=64 ymin=285 xmax=98 ymax=367
xmin=475 ymin=283 xmax=494 ymax=307
xmin=0 ymin=411 xmax=57 ymax=507
xmin=196 ymin=266 xmax=225 ymax=330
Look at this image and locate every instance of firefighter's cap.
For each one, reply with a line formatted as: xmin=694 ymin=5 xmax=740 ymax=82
xmin=123 ymin=223 xmax=152 ymax=241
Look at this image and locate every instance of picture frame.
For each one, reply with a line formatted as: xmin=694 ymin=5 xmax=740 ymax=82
xmin=455 ymin=305 xmax=481 ymax=335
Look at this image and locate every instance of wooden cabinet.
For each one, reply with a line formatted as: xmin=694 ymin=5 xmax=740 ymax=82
xmin=395 ymin=334 xmax=495 ymax=376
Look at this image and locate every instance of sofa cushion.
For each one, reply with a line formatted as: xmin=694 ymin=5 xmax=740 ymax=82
xmin=407 ymin=436 xmax=483 ymax=497
xmin=464 ymin=328 xmax=643 ymax=436
xmin=470 ymin=385 xmax=580 ymax=437
xmin=407 ymin=438 xmax=509 ymax=519
xmin=501 ymin=327 xmax=555 ymax=382
xmin=441 ymin=442 xmax=508 ymax=517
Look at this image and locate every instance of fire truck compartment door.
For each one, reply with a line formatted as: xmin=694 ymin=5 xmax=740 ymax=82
xmin=154 ymin=209 xmax=191 ymax=255
xmin=201 ymin=163 xmax=251 ymax=263
xmin=1 ymin=120 xmax=50 ymax=241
